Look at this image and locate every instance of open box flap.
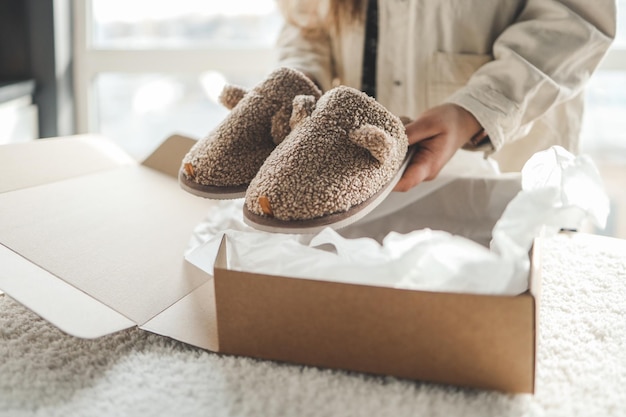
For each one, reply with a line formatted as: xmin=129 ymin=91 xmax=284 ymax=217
xmin=140 ymin=276 xmax=219 ymax=352
xmin=529 ymin=236 xmax=543 ymax=299
xmin=147 ymin=236 xmax=227 ymax=351
xmin=0 ymin=134 xmax=213 ymax=338
xmin=0 ymin=244 xmax=135 ymax=338
xmin=0 ymin=135 xmax=135 ymax=194
xmin=141 ymin=134 xmax=197 ymax=178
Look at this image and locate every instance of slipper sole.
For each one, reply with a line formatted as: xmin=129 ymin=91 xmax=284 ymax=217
xmin=178 ymin=170 xmax=247 ymax=200
xmin=243 ymin=148 xmax=415 ymax=234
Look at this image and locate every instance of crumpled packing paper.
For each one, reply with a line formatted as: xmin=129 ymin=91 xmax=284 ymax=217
xmin=185 ymin=146 xmax=609 ymax=296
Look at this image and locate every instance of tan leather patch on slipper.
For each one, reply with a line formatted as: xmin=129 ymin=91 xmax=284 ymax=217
xmin=258 ymin=196 xmax=274 ymax=217
xmin=183 ymin=162 xmax=195 ymax=178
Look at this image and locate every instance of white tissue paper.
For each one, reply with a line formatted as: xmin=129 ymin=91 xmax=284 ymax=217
xmin=186 ymin=146 xmax=609 ymax=296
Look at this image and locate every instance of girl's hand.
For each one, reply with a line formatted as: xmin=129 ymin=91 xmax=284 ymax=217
xmin=394 ymin=104 xmax=483 ymax=192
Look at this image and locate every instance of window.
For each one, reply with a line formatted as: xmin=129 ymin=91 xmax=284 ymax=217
xmin=580 ymin=0 xmax=626 ymax=238
xmin=73 ymin=0 xmax=281 ymax=159
xmin=581 ymin=0 xmax=626 ymax=156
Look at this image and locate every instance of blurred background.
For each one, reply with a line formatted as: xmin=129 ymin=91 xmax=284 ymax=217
xmin=1 ymin=0 xmax=625 ymax=238
xmin=85 ymin=0 xmax=281 ymax=159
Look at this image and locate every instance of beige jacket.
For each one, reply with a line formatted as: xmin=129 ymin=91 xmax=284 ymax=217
xmin=276 ymin=0 xmax=616 ymax=171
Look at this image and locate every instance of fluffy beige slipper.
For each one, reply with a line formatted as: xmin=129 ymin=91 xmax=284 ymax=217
xmin=244 ymin=86 xmax=410 ymax=233
xmin=179 ymin=67 xmax=322 ymax=199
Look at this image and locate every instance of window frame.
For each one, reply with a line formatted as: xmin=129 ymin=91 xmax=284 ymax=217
xmin=72 ymin=0 xmax=278 ymax=133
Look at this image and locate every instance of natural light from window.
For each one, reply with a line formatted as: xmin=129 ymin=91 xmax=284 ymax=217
xmin=91 ymin=0 xmax=280 ymax=48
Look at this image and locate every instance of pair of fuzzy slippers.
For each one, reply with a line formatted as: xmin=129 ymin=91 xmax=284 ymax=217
xmin=179 ymin=68 xmax=410 ymax=234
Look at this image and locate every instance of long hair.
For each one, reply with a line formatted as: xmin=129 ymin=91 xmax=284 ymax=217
xmin=328 ymin=0 xmax=366 ymax=27
xmin=278 ymin=0 xmax=366 ymax=35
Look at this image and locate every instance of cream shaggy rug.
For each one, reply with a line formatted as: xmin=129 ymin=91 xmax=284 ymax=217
xmin=1 ymin=232 xmax=625 ymax=417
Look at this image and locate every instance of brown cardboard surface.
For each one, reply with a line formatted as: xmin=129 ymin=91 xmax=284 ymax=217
xmin=212 ymin=237 xmax=537 ymax=393
xmin=141 ymin=133 xmax=196 ymax=178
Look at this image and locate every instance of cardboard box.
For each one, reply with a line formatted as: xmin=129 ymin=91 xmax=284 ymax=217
xmin=0 ymin=135 xmax=538 ymax=393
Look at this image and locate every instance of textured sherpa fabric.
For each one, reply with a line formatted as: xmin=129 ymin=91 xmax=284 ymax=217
xmin=180 ymin=67 xmax=322 ymax=190
xmin=245 ymin=86 xmax=408 ymax=221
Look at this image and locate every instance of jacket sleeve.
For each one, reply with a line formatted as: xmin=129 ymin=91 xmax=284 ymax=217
xmin=447 ymin=0 xmax=617 ymax=151
xmin=275 ymin=4 xmax=334 ymax=92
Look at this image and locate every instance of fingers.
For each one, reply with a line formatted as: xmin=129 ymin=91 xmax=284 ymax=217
xmin=395 ymin=104 xmax=482 ymax=192
xmin=393 ymin=148 xmax=438 ymax=192
xmin=404 ymin=115 xmax=442 ymax=146
xmin=398 ymin=112 xmax=446 ymax=190
xmin=393 ymin=162 xmax=430 ymax=191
